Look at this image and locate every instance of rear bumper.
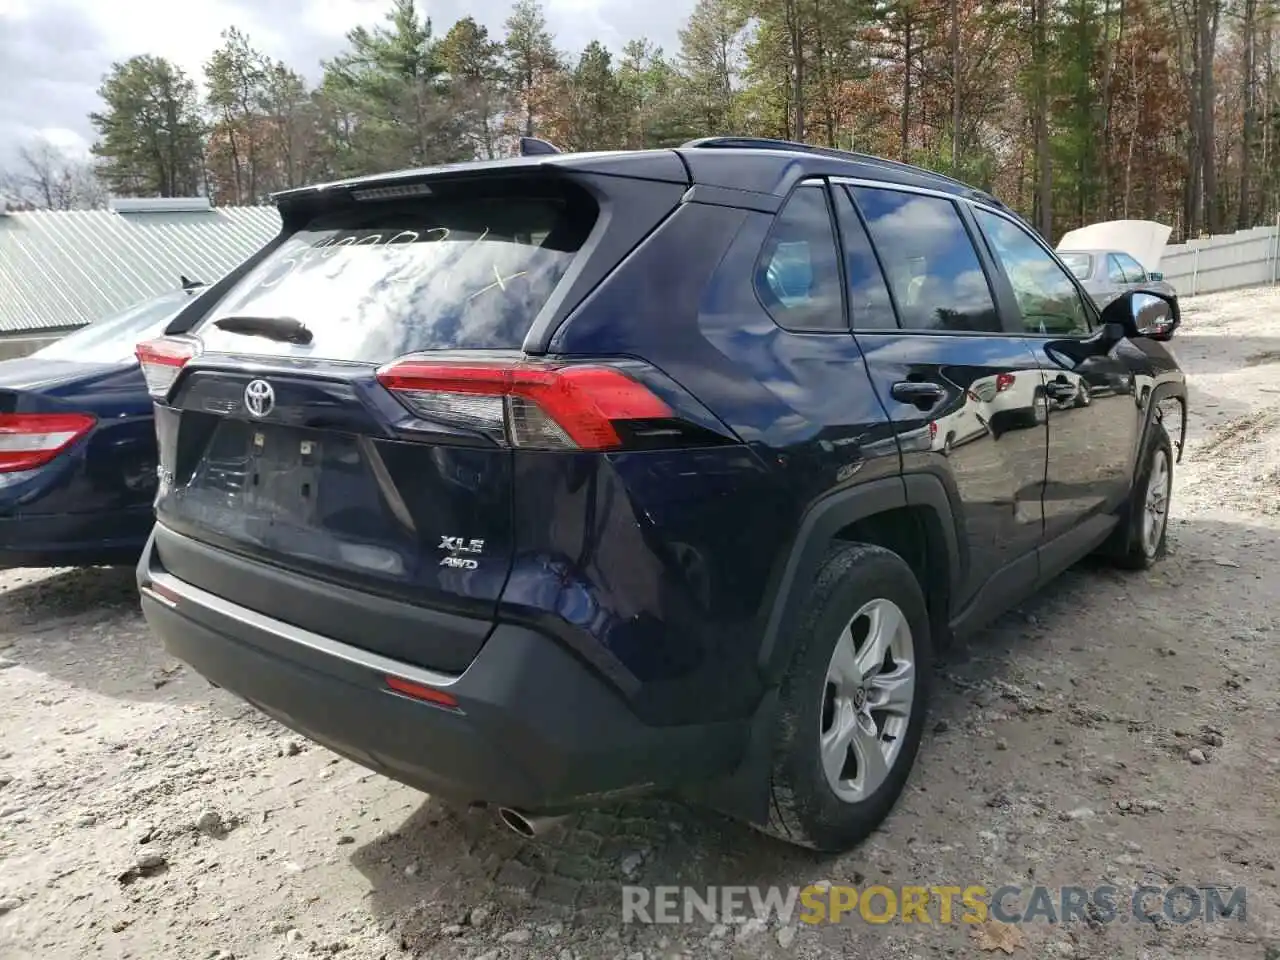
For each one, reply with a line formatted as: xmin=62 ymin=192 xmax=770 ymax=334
xmin=136 ymin=527 xmax=748 ymax=810
xmin=0 ymin=507 xmax=153 ymax=568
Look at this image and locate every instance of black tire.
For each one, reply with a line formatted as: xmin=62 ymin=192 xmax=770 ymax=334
xmin=759 ymin=543 xmax=932 ymax=852
xmin=1105 ymin=422 xmax=1173 ymax=569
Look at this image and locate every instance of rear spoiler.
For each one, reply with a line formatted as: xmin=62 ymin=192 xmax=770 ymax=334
xmin=267 ymin=146 xmax=685 ymax=223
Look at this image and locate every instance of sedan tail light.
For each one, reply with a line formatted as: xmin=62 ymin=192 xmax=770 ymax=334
xmin=136 ymin=336 xmax=200 ymax=400
xmin=0 ymin=413 xmax=97 ymax=472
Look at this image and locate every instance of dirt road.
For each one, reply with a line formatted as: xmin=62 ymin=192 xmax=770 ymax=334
xmin=2 ymin=287 xmax=1278 ymax=960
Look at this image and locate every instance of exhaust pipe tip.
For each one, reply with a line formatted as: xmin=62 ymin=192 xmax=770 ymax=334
xmin=497 ymin=807 xmax=567 ymax=838
xmin=497 ymin=807 xmax=537 ymax=838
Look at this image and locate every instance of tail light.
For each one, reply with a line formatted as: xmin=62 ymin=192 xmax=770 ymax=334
xmin=0 ymin=413 xmax=96 ymax=472
xmin=136 ymin=337 xmax=200 ymax=400
xmin=375 ymin=358 xmax=673 ymax=451
xmin=995 ymin=372 xmax=1016 ymax=392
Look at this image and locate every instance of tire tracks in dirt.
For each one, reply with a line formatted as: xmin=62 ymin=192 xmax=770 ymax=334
xmin=1183 ymin=405 xmax=1280 ymax=515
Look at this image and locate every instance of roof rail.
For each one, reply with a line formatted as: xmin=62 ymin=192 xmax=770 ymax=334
xmin=683 ymin=136 xmax=812 ymax=152
xmin=680 ymin=136 xmax=990 ymax=198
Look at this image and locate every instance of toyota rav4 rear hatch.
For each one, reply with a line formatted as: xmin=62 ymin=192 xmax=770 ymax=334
xmin=140 ymin=172 xmax=647 ymax=673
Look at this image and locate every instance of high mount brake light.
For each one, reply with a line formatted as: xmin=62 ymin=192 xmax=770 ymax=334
xmin=375 ymin=359 xmax=673 ymax=451
xmin=0 ymin=413 xmax=97 ymax=472
xmin=136 ymin=337 xmax=199 ymax=400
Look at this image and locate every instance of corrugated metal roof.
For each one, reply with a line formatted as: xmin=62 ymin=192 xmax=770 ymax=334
xmin=0 ymin=206 xmax=281 ymax=333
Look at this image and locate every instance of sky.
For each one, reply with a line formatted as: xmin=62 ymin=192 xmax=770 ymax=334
xmin=0 ymin=0 xmax=694 ymax=174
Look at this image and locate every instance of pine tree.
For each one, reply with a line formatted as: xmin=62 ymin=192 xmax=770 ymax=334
xmin=319 ymin=0 xmax=466 ymax=174
xmin=90 ymin=56 xmax=205 ymax=198
xmin=439 ymin=17 xmax=505 ymax=158
xmin=503 ymin=0 xmax=562 ymax=138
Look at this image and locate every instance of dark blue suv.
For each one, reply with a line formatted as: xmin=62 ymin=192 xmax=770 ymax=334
xmin=135 ymin=137 xmax=1187 ymax=852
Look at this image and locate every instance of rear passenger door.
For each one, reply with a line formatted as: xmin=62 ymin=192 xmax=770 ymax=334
xmin=970 ymin=207 xmax=1140 ymax=538
xmin=833 ymin=183 xmax=1048 ymax=611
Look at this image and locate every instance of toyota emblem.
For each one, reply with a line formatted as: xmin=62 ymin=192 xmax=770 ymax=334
xmin=244 ymin=379 xmax=275 ymax=418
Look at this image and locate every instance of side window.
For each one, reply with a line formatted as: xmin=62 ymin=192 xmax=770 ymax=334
xmin=849 ymin=186 xmax=1002 ymax=333
xmin=1117 ymin=253 xmax=1147 ymax=283
xmin=755 ymin=184 xmax=846 ymax=332
xmin=831 ymin=188 xmax=897 ymax=329
xmin=975 ymin=209 xmax=1092 ymax=336
xmin=1107 ymin=255 xmax=1127 ymax=284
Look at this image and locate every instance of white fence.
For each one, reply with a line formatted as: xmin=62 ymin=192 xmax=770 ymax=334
xmin=1158 ymin=221 xmax=1280 ymax=296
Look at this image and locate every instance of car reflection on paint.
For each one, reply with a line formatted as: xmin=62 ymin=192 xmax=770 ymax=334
xmin=970 ymin=371 xmax=1046 ymax=439
xmin=928 ymin=386 xmax=988 ymax=455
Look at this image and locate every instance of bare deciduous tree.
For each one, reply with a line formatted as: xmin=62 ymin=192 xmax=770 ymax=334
xmin=0 ymin=139 xmax=106 ymax=211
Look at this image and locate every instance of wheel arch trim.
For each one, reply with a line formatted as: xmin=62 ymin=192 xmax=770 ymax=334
xmin=756 ymin=473 xmax=963 ymax=682
xmin=1141 ymin=380 xmax=1188 ymax=466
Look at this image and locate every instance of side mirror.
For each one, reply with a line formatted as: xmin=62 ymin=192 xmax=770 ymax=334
xmin=1148 ymin=271 xmax=1164 ymax=282
xmin=1133 ymin=291 xmax=1176 ymax=340
xmin=1099 ymin=290 xmax=1175 ymax=341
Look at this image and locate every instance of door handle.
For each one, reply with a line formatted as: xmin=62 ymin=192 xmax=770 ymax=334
xmin=1044 ymin=381 xmax=1078 ymax=401
xmin=891 ymin=381 xmax=946 ymax=407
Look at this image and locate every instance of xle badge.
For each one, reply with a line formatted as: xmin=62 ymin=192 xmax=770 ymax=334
xmin=439 ymin=536 xmax=485 ymax=570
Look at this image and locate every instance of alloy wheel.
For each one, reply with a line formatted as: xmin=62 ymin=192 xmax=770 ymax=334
xmin=1142 ymin=448 xmax=1171 ymax=557
xmin=819 ymin=598 xmax=916 ymax=803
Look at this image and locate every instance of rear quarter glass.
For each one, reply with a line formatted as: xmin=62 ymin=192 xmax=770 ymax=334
xmin=192 ymin=187 xmax=597 ymax=363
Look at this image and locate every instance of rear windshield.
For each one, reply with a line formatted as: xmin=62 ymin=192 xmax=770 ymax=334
xmin=1058 ymin=252 xmax=1092 ymax=280
xmin=194 ymin=186 xmax=596 ymax=363
xmin=33 ymin=290 xmax=190 ymax=364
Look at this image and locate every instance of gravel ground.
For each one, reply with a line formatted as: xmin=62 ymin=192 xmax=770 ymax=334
xmin=2 ymin=287 xmax=1279 ymax=960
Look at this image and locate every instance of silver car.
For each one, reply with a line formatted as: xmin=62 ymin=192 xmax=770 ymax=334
xmin=1058 ymin=248 xmax=1180 ymax=311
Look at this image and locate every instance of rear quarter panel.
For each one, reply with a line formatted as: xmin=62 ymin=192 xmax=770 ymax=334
xmin=520 ymin=199 xmax=900 ymax=725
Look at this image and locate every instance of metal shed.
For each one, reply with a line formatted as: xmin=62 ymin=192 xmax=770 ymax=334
xmin=0 ymin=197 xmax=280 ymax=356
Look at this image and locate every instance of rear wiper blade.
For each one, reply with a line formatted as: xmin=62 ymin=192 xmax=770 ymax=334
xmin=214 ymin=315 xmax=314 ymax=345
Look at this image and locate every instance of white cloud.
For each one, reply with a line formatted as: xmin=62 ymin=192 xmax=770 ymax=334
xmin=35 ymin=127 xmax=92 ymax=159
xmin=75 ymin=0 xmax=344 ymax=83
xmin=301 ymin=0 xmax=388 ymax=35
xmin=0 ymin=0 xmax=694 ymax=175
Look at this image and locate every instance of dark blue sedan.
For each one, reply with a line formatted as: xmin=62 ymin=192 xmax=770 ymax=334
xmin=0 ymin=287 xmax=201 ymax=568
